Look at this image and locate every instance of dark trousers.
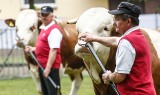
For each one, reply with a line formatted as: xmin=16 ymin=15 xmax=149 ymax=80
xmin=38 ymin=68 xmax=61 ymax=95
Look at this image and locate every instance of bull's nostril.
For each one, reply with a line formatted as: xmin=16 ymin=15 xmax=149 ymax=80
xmin=16 ymin=36 xmax=24 ymax=42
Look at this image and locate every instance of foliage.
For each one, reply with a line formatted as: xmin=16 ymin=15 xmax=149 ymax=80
xmin=29 ymin=0 xmax=35 ymax=9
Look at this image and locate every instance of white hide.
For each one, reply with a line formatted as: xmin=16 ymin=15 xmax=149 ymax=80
xmin=75 ymin=7 xmax=114 ymax=84
xmin=16 ymin=9 xmax=39 ymax=46
xmin=15 ymin=9 xmax=42 ymax=94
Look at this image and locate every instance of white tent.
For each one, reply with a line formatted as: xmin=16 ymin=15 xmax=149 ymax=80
xmin=139 ymin=13 xmax=160 ymax=29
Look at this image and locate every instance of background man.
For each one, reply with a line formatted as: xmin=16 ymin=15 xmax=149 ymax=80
xmin=25 ymin=6 xmax=62 ymax=95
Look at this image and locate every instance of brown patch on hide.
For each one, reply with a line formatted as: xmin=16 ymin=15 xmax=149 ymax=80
xmin=37 ymin=20 xmax=42 ymax=34
xmin=24 ymin=51 xmax=37 ymax=69
xmin=105 ymin=26 xmax=120 ymax=72
xmin=140 ymin=29 xmax=160 ymax=95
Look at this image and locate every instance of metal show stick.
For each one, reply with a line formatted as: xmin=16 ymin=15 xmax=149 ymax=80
xmin=84 ymin=42 xmax=120 ymax=95
xmin=29 ymin=51 xmax=61 ymax=95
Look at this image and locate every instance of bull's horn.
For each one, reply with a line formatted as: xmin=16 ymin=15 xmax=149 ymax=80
xmin=67 ymin=17 xmax=79 ymax=24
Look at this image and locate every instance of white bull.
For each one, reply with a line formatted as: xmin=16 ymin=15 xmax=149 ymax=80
xmin=75 ymin=7 xmax=160 ymax=95
xmin=5 ymin=9 xmax=85 ymax=95
xmin=15 ymin=9 xmax=41 ymax=94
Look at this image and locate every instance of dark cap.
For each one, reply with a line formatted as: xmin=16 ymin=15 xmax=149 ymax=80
xmin=41 ymin=6 xmax=53 ymax=14
xmin=108 ymin=2 xmax=141 ymax=17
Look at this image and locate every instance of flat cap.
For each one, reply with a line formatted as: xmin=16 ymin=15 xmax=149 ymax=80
xmin=41 ymin=6 xmax=53 ymax=14
xmin=108 ymin=2 xmax=141 ymax=17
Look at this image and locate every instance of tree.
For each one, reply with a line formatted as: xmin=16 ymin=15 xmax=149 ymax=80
xmin=29 ymin=0 xmax=35 ymax=9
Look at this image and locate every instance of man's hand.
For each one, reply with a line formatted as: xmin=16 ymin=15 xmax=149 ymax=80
xmin=78 ymin=32 xmax=96 ymax=42
xmin=43 ymin=66 xmax=51 ymax=78
xmin=25 ymin=46 xmax=35 ymax=53
xmin=102 ymin=70 xmax=112 ymax=84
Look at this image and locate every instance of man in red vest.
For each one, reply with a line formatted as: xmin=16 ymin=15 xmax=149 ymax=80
xmin=25 ymin=6 xmax=62 ymax=95
xmin=79 ymin=2 xmax=156 ymax=95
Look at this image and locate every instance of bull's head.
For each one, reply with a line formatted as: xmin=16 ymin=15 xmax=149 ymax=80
xmin=74 ymin=8 xmax=115 ymax=84
xmin=5 ymin=9 xmax=39 ymax=48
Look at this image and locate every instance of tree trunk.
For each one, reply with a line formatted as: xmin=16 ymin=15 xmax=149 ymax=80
xmin=29 ymin=0 xmax=35 ymax=9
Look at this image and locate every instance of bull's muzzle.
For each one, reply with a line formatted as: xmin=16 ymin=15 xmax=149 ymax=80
xmin=16 ymin=37 xmax=25 ymax=48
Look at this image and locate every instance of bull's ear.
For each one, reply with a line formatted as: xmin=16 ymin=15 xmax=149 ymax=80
xmin=5 ymin=19 xmax=15 ymax=27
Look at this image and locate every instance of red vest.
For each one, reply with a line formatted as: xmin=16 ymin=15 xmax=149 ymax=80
xmin=117 ymin=29 xmax=156 ymax=95
xmin=35 ymin=24 xmax=62 ymax=69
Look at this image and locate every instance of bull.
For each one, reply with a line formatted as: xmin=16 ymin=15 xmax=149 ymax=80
xmin=5 ymin=9 xmax=85 ymax=95
xmin=74 ymin=7 xmax=160 ymax=95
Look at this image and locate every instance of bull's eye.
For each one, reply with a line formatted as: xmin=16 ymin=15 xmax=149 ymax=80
xmin=30 ymin=26 xmax=36 ymax=32
xmin=104 ymin=27 xmax=108 ymax=31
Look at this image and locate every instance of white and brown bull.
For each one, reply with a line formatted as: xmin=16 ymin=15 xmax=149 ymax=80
xmin=5 ymin=9 xmax=85 ymax=95
xmin=74 ymin=8 xmax=160 ymax=95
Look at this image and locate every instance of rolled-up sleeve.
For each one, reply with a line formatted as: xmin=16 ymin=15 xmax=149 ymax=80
xmin=115 ymin=39 xmax=136 ymax=74
xmin=48 ymin=28 xmax=62 ymax=48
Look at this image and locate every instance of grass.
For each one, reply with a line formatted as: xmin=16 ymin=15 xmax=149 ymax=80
xmin=0 ymin=78 xmax=37 ymax=95
xmin=0 ymin=75 xmax=94 ymax=95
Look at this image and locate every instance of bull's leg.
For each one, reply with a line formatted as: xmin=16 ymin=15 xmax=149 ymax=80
xmin=59 ymin=64 xmax=64 ymax=79
xmin=69 ymin=73 xmax=83 ymax=95
xmin=29 ymin=64 xmax=42 ymax=95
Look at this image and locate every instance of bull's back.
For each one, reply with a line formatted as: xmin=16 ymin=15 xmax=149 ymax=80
xmin=140 ymin=28 xmax=160 ymax=95
xmin=58 ymin=20 xmax=85 ymax=69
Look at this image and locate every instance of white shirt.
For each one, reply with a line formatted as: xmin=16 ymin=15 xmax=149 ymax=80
xmin=115 ymin=26 xmax=140 ymax=74
xmin=41 ymin=20 xmax=62 ymax=49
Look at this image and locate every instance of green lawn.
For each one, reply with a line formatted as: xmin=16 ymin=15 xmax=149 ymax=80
xmin=0 ymin=78 xmax=37 ymax=95
xmin=0 ymin=75 xmax=94 ymax=95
